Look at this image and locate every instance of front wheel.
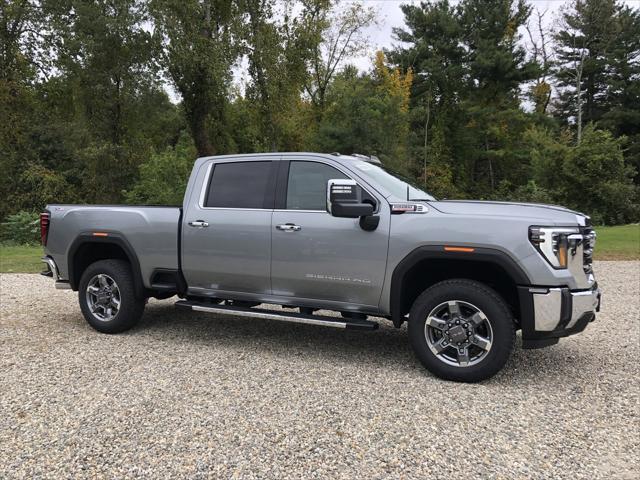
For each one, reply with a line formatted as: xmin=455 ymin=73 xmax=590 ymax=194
xmin=78 ymin=259 xmax=145 ymax=334
xmin=408 ymin=279 xmax=515 ymax=382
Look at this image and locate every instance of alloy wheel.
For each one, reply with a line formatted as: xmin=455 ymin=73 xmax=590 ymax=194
xmin=85 ymin=274 xmax=121 ymax=322
xmin=424 ymin=300 xmax=493 ymax=367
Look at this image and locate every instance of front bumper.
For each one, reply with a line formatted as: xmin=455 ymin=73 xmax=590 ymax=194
xmin=517 ymin=284 xmax=601 ymax=349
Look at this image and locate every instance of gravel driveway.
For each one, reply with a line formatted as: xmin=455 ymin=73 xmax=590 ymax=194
xmin=1 ymin=261 xmax=638 ymax=479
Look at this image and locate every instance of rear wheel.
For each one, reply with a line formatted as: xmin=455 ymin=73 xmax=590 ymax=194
xmin=408 ymin=279 xmax=515 ymax=382
xmin=78 ymin=259 xmax=145 ymax=333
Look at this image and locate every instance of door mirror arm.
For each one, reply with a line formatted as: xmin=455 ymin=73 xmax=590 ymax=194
xmin=359 ymin=215 xmax=380 ymax=231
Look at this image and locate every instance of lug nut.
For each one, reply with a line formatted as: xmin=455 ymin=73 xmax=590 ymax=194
xmin=455 ymin=320 xmax=460 ymax=325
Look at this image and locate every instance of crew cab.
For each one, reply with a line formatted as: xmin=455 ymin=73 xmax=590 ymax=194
xmin=41 ymin=153 xmax=601 ymax=382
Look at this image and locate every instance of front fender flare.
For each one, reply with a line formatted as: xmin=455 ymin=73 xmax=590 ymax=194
xmin=389 ymin=245 xmax=531 ymax=327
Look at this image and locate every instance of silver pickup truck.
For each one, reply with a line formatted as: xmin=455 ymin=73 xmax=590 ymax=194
xmin=41 ymin=152 xmax=601 ymax=382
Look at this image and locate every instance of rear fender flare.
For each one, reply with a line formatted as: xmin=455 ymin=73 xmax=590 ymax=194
xmin=67 ymin=232 xmax=145 ymax=298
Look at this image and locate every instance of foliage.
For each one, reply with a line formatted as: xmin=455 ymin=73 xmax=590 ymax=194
xmin=0 ymin=211 xmax=40 ymax=245
xmin=495 ymin=180 xmax=555 ymax=205
xmin=523 ymin=125 xmax=638 ymax=224
xmin=313 ymin=54 xmax=413 ymax=165
xmin=125 ymin=133 xmax=197 ymax=205
xmin=0 ymin=0 xmax=638 ymax=225
xmin=150 ymin=0 xmax=241 ymax=156
xmin=304 ymin=1 xmax=375 ymax=115
xmin=561 ymin=126 xmax=638 ymax=224
xmin=240 ymin=1 xmax=327 ymax=150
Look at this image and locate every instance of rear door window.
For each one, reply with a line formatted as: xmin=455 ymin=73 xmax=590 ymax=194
xmin=205 ymin=161 xmax=273 ymax=209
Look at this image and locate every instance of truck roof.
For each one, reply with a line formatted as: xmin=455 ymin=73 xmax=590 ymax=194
xmin=195 ymin=152 xmax=381 ymax=167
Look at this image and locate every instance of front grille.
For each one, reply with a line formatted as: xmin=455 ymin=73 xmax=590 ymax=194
xmin=581 ymin=226 xmax=596 ymax=274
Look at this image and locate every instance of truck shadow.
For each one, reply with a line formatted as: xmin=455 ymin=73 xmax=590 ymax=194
xmin=139 ymin=301 xmax=413 ymax=365
xmin=134 ymin=301 xmax=595 ymax=385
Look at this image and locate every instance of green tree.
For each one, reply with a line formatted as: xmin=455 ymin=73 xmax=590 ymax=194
xmin=0 ymin=0 xmax=48 ymax=218
xmin=460 ymin=0 xmax=538 ymax=194
xmin=125 ymin=132 xmax=197 ymax=205
xmin=389 ymin=0 xmax=539 ymax=197
xmin=388 ymin=0 xmax=467 ymax=188
xmin=562 ymin=126 xmax=638 ymax=224
xmin=553 ymin=0 xmax=634 ymax=142
xmin=304 ymin=1 xmax=375 ymax=116
xmin=151 ymin=0 xmax=240 ymax=157
xmin=241 ymin=0 xmax=328 ymax=150
xmin=314 ymin=54 xmax=413 ymax=166
xmin=524 ymin=125 xmax=638 ymax=223
xmin=43 ymin=0 xmax=181 ymax=203
xmin=598 ymin=5 xmax=640 ymax=179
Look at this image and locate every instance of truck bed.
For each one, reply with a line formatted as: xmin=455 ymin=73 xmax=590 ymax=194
xmin=44 ymin=204 xmax=182 ymax=288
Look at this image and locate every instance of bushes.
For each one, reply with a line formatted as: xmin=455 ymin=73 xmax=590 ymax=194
xmin=524 ymin=125 xmax=639 ymax=224
xmin=0 ymin=211 xmax=40 ymax=245
xmin=124 ymin=133 xmax=197 ymax=205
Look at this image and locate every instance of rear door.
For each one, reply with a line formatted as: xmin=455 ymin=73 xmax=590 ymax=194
xmin=270 ymin=159 xmax=390 ymax=309
xmin=181 ymin=158 xmax=277 ymax=296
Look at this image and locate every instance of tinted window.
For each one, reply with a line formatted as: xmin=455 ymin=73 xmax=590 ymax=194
xmin=205 ymin=161 xmax=272 ymax=208
xmin=286 ymin=161 xmax=348 ymax=210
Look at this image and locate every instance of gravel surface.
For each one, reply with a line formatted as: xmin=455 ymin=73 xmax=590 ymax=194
xmin=1 ymin=261 xmax=638 ymax=479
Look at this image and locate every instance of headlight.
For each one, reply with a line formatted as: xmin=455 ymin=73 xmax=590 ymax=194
xmin=529 ymin=226 xmax=581 ymax=269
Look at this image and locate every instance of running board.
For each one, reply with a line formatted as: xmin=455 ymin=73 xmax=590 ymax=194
xmin=174 ymin=300 xmax=378 ymax=331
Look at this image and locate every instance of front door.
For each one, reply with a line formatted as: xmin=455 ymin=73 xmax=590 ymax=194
xmin=182 ymin=159 xmax=277 ymax=296
xmin=270 ymin=160 xmax=390 ymax=309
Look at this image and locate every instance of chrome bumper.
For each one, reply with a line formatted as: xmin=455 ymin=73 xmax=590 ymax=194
xmin=529 ymin=286 xmax=600 ymax=332
xmin=41 ymin=256 xmax=71 ymax=289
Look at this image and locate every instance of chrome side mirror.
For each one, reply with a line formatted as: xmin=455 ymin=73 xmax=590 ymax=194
xmin=326 ymin=179 xmax=374 ymax=218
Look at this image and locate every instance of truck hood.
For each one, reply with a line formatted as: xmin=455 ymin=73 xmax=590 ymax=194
xmin=427 ymin=200 xmax=587 ymax=225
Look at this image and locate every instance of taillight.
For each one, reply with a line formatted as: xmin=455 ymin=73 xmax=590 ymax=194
xmin=40 ymin=212 xmax=50 ymax=246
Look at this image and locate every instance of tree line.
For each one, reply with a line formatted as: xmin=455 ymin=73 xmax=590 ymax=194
xmin=1 ymin=0 xmax=639 ymax=226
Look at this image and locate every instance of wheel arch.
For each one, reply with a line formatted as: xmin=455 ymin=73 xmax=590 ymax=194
xmin=390 ymin=246 xmax=531 ymax=327
xmin=67 ymin=233 xmax=146 ymax=298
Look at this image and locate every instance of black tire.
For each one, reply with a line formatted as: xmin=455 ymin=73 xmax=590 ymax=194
xmin=78 ymin=259 xmax=145 ymax=334
xmin=408 ymin=279 xmax=515 ymax=382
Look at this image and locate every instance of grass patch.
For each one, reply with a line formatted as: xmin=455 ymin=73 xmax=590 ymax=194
xmin=0 ymin=224 xmax=638 ymax=273
xmin=0 ymin=244 xmax=43 ymax=273
xmin=594 ymin=224 xmax=640 ymax=260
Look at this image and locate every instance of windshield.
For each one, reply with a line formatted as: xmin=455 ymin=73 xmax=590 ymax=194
xmin=351 ymin=160 xmax=436 ymax=201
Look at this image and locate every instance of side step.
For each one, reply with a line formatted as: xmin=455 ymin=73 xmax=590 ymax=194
xmin=175 ymin=300 xmax=378 ymax=331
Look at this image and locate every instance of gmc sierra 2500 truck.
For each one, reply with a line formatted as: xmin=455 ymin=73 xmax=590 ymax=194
xmin=41 ymin=152 xmax=601 ymax=382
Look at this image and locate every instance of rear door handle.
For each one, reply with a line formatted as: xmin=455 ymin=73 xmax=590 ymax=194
xmin=276 ymin=223 xmax=301 ymax=232
xmin=188 ymin=220 xmax=209 ymax=228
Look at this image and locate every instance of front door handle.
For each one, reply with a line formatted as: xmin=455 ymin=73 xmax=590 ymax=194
xmin=276 ymin=223 xmax=301 ymax=232
xmin=188 ymin=220 xmax=209 ymax=228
